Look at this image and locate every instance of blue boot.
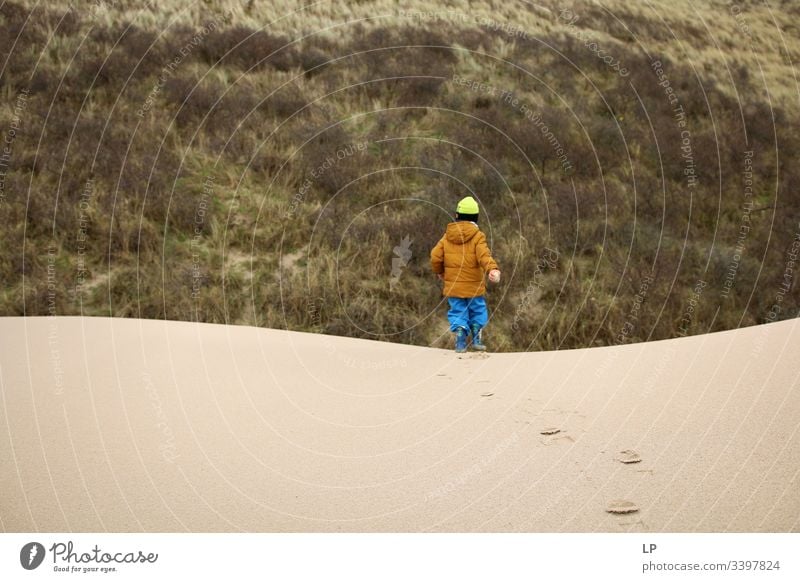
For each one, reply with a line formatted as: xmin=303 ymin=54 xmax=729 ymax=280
xmin=454 ymin=327 xmax=468 ymax=353
xmin=470 ymin=324 xmax=486 ymax=351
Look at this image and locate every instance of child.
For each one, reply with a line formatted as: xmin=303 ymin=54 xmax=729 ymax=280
xmin=430 ymin=196 xmax=501 ymax=353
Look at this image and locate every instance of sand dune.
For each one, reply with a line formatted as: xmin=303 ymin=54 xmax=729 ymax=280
xmin=1 ymin=316 xmax=798 ymax=532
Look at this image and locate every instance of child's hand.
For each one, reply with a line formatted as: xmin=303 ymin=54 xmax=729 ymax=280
xmin=488 ymin=269 xmax=501 ymax=283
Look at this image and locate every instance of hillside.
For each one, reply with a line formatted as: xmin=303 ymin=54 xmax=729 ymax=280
xmin=1 ymin=0 xmax=799 ymax=350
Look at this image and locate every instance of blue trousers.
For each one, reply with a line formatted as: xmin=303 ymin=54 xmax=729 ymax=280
xmin=447 ymin=296 xmax=488 ymax=332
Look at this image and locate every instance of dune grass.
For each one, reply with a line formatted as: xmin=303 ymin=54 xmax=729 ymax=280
xmin=1 ymin=0 xmax=798 ymax=351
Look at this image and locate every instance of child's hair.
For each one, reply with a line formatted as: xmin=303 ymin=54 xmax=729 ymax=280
xmin=455 ymin=212 xmax=479 ymax=222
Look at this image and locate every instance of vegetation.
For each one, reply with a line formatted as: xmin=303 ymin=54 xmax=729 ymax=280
xmin=1 ymin=0 xmax=799 ymax=351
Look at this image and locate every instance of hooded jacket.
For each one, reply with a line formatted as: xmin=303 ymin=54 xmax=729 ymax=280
xmin=430 ymin=221 xmax=498 ymax=298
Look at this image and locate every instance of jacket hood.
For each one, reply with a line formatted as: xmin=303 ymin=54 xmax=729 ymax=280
xmin=445 ymin=221 xmax=479 ymax=245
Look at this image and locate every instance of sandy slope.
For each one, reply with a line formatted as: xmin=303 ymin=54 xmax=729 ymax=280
xmin=0 ymin=316 xmax=798 ymax=532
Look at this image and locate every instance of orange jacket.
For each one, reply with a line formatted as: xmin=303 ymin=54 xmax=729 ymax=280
xmin=430 ymin=221 xmax=498 ymax=298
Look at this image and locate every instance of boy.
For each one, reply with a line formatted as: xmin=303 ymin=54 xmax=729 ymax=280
xmin=430 ymin=196 xmax=501 ymax=353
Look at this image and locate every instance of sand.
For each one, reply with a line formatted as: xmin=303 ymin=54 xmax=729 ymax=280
xmin=1 ymin=316 xmax=798 ymax=532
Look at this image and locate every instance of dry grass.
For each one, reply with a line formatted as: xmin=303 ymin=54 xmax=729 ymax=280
xmin=34 ymin=0 xmax=798 ymax=102
xmin=1 ymin=0 xmax=798 ymax=351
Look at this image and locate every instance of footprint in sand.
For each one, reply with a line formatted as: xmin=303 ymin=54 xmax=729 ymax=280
xmin=614 ymin=450 xmax=642 ymax=464
xmin=457 ymin=352 xmax=490 ymax=360
xmin=539 ymin=432 xmax=574 ymax=446
xmin=606 ymin=500 xmax=639 ymax=514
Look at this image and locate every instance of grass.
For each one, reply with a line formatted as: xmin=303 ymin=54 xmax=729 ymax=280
xmin=0 ymin=0 xmax=799 ymax=351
